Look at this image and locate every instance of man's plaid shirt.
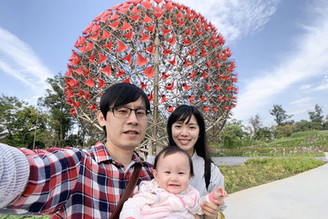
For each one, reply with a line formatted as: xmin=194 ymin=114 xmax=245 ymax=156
xmin=6 ymin=142 xmax=153 ymax=218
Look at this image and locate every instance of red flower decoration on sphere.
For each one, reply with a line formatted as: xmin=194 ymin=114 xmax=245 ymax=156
xmin=65 ymin=0 xmax=238 ymax=149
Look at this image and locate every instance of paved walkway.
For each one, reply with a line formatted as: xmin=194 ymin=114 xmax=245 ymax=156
xmin=223 ymin=162 xmax=328 ymax=219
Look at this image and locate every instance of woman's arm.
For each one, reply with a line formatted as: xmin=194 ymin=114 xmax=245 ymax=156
xmin=208 ymin=163 xmax=226 ymax=212
xmin=201 ymin=200 xmax=222 ymax=219
xmin=201 ymin=164 xmax=226 ymax=218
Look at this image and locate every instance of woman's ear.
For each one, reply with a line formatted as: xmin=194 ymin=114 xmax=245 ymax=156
xmin=97 ymin=111 xmax=106 ymax=126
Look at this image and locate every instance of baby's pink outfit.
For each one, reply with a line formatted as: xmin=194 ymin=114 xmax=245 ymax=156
xmin=119 ymin=179 xmax=204 ymax=219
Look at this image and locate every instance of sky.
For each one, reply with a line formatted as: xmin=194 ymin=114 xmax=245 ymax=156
xmin=0 ymin=0 xmax=327 ymax=127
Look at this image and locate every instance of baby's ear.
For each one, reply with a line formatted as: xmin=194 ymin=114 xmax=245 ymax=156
xmin=152 ymin=169 xmax=158 ymax=179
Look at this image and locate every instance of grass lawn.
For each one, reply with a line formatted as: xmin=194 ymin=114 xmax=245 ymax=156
xmin=220 ymin=157 xmax=325 ymax=194
xmin=214 ymin=130 xmax=327 ymax=194
xmin=211 ymin=130 xmax=328 ymax=157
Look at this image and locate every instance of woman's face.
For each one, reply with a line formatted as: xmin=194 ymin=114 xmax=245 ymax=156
xmin=171 ymin=115 xmax=200 ymax=156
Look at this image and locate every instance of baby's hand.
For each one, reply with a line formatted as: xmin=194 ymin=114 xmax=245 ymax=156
xmin=212 ymin=187 xmax=229 ymax=200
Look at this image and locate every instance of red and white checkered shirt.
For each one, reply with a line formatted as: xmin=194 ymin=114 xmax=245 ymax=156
xmin=6 ymin=142 xmax=153 ymax=218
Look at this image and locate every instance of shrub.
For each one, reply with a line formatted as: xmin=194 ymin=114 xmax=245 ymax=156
xmin=222 ymin=135 xmax=242 ymax=149
xmin=276 ymin=124 xmax=296 ymax=138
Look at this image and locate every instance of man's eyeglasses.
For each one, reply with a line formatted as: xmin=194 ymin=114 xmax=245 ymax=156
xmin=109 ymin=107 xmax=151 ymax=119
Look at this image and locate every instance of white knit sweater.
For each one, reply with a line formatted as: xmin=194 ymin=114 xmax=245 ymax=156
xmin=0 ymin=143 xmax=30 ymax=208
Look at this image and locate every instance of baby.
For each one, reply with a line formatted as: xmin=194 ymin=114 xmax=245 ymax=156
xmin=120 ymin=146 xmax=228 ymax=219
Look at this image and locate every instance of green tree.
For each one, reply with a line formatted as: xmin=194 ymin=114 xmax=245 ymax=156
xmin=38 ymin=73 xmax=78 ymax=147
xmin=0 ymin=95 xmax=21 ymax=138
xmin=295 ymin=120 xmax=321 ymax=132
xmin=308 ymin=104 xmax=324 ymax=129
xmin=0 ymin=95 xmax=47 ymax=148
xmin=324 ymin=115 xmax=328 ymax=130
xmin=256 ymin=127 xmax=274 ymax=140
xmin=249 ymin=114 xmax=262 ymax=139
xmin=275 ymin=124 xmax=296 ymax=138
xmin=269 ymin=104 xmax=293 ymax=126
xmin=220 ymin=119 xmax=248 ymax=148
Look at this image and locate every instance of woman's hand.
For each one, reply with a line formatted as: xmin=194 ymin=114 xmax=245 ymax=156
xmin=201 ymin=199 xmax=224 ymax=219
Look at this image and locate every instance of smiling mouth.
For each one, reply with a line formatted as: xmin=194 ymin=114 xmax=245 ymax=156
xmin=179 ymin=139 xmax=190 ymax=143
xmin=124 ymin=130 xmax=139 ymax=134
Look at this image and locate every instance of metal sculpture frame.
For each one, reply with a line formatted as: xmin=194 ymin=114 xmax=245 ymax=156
xmin=65 ymin=0 xmax=238 ymax=155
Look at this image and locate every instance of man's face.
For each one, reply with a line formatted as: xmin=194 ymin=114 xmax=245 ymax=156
xmin=98 ymin=97 xmax=148 ymax=151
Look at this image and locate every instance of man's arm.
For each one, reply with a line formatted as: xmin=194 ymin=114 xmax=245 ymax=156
xmin=0 ymin=144 xmax=30 ymax=208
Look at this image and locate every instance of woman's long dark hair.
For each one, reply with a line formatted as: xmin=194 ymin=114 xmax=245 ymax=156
xmin=167 ymin=105 xmax=212 ymax=189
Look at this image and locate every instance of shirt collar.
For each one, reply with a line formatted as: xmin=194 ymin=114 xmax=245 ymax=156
xmin=91 ymin=142 xmax=143 ymax=164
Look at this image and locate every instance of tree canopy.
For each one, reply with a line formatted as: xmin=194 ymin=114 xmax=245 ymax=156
xmin=308 ymin=104 xmax=324 ymax=128
xmin=269 ymin=104 xmax=293 ymax=126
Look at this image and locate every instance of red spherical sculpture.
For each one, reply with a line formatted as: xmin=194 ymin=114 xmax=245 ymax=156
xmin=65 ymin=0 xmax=238 ymax=153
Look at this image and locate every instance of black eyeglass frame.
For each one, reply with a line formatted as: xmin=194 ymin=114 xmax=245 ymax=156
xmin=108 ymin=107 xmax=151 ymax=119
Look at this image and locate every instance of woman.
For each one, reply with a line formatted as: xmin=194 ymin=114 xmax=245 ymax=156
xmin=149 ymin=105 xmax=226 ymax=218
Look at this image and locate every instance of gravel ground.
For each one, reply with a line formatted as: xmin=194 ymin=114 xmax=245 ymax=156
xmin=212 ymin=157 xmax=250 ymax=166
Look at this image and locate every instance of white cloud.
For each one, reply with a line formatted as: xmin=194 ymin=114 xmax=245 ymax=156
xmin=315 ymin=84 xmax=328 ymax=91
xmin=233 ymin=1 xmax=328 ymax=121
xmin=0 ymin=27 xmax=53 ymax=92
xmin=300 ymin=84 xmax=312 ymax=90
xmin=0 ymin=61 xmax=35 ymax=87
xmin=314 ymin=74 xmax=328 ymax=91
xmin=315 ymin=84 xmax=328 ymax=90
xmin=290 ymin=97 xmax=313 ymax=106
xmin=175 ymin=0 xmax=280 ymax=42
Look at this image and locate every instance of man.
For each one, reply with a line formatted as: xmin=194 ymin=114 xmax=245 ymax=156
xmin=0 ymin=82 xmax=154 ymax=218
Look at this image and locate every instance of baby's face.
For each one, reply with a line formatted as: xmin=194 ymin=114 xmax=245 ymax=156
xmin=153 ymin=152 xmax=191 ymax=194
